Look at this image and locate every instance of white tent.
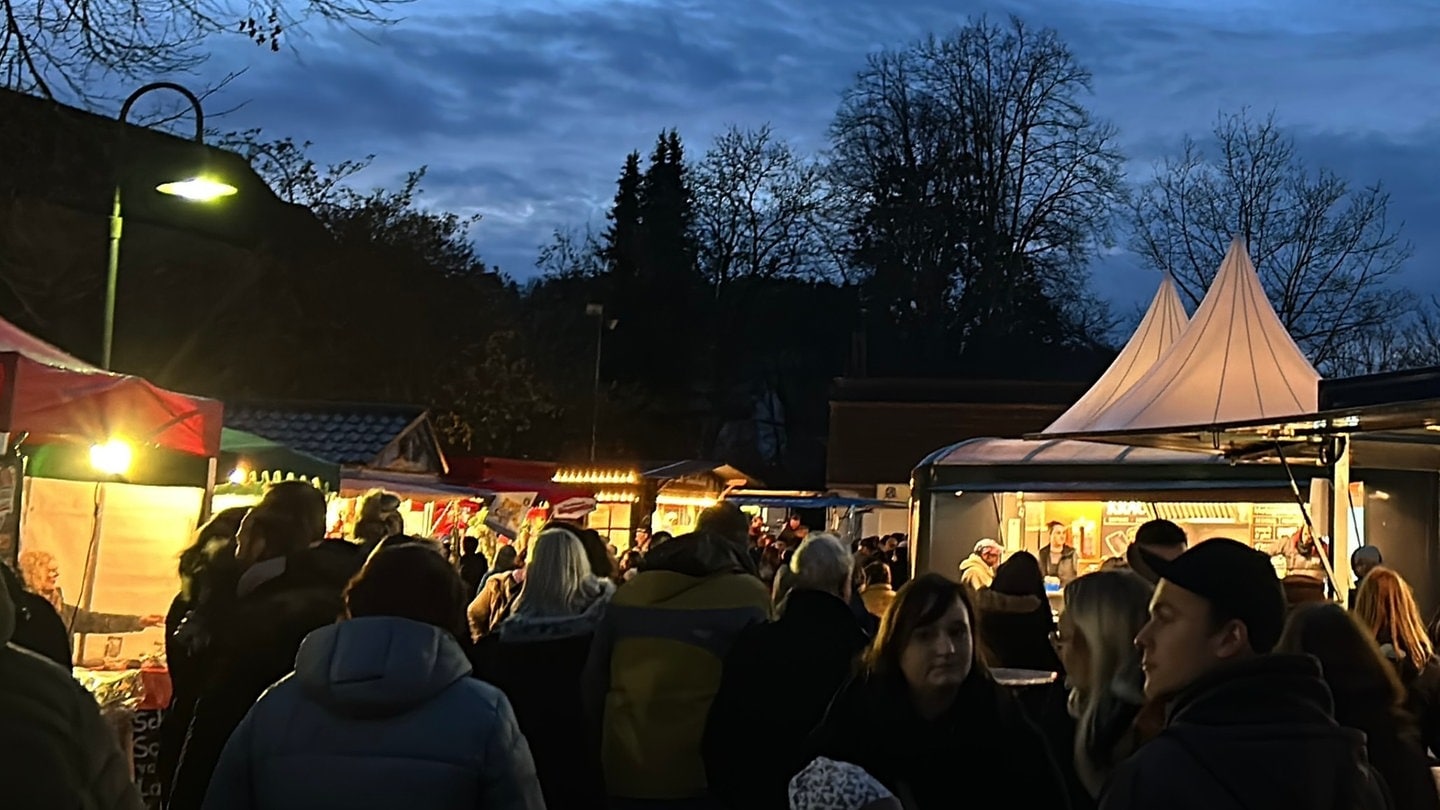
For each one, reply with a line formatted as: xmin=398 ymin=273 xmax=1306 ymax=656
xmin=1075 ymin=238 xmax=1320 ymax=433
xmin=1043 ymin=275 xmax=1189 ymax=434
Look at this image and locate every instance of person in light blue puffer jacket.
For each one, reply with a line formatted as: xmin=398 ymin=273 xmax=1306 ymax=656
xmin=201 ymin=543 xmax=546 ymax=810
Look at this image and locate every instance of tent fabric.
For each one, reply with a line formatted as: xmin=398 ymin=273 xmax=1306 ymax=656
xmin=1071 ymin=239 xmax=1320 ymax=434
xmin=0 ymin=317 xmax=222 ymax=457
xmin=925 ymin=437 xmax=1226 ymax=467
xmin=220 ymin=428 xmax=340 ymax=489
xmin=1044 ymin=276 xmax=1189 ymax=434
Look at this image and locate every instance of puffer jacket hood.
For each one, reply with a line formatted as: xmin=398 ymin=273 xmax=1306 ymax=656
xmin=496 ymin=577 xmax=614 ymax=643
xmin=641 ymin=531 xmax=753 ymax=580
xmin=295 ymin=616 xmax=472 ymax=719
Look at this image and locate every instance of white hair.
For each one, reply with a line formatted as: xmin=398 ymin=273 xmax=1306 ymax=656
xmin=512 ymin=527 xmax=596 ymax=618
xmin=790 ymin=533 xmax=853 ymax=596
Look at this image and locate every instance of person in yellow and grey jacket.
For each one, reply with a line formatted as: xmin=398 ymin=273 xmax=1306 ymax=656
xmin=584 ymin=515 xmax=771 ymax=809
xmin=0 ymin=565 xmax=144 ymax=810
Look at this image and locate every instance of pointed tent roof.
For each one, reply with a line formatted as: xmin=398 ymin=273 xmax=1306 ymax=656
xmin=1076 ymin=238 xmax=1319 ymax=433
xmin=1044 ymin=276 xmax=1189 ymax=434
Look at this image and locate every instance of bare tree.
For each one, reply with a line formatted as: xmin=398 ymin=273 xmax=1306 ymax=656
xmin=535 ymin=225 xmax=605 ymax=279
xmin=216 ymin=129 xmax=373 ymax=208
xmin=1131 ymin=108 xmax=1414 ymax=372
xmin=1326 ymin=296 xmax=1440 ymax=376
xmin=829 ymin=15 xmax=1125 ymax=361
xmin=692 ymin=124 xmax=837 ymax=289
xmin=2 ymin=0 xmax=405 ymax=102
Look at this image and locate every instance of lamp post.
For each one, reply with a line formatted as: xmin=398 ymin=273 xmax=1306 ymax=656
xmin=103 ymin=82 xmax=238 ymax=370
xmin=586 ymin=303 xmax=605 ymax=462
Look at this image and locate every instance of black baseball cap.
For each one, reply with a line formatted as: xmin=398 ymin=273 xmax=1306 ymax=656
xmin=1149 ymin=537 xmax=1287 ymax=653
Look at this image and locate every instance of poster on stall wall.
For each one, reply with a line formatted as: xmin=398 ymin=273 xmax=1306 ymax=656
xmin=485 ymin=492 xmax=537 ymax=539
xmin=20 ymin=478 xmax=203 ymax=663
xmin=552 ymin=496 xmax=598 ymax=522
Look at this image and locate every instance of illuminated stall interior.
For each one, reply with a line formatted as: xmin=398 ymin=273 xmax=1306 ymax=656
xmin=910 ymin=437 xmax=1350 ymax=584
xmin=553 ymin=461 xmax=760 ymax=553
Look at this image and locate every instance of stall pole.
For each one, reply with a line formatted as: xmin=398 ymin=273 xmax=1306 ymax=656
xmin=1332 ymin=435 xmax=1352 ymax=607
xmin=75 ymin=481 xmax=108 ymax=658
xmin=199 ymin=456 xmax=217 ymax=524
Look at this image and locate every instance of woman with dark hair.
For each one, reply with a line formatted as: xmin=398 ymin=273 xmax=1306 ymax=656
xmin=1279 ymin=603 xmax=1440 ymax=810
xmin=159 ymin=507 xmax=249 ymax=805
xmin=806 ymin=573 xmax=1069 ymax=810
xmin=981 ymin=551 xmax=1064 ymax=674
xmin=201 ymin=544 xmax=543 ymax=810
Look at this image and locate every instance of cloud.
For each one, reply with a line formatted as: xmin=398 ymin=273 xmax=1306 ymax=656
xmin=188 ymin=0 xmax=1440 ymax=295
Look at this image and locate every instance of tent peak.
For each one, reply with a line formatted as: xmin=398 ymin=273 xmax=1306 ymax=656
xmin=1043 ymin=274 xmax=1190 ymax=434
xmin=1077 ymin=239 xmax=1319 ymax=433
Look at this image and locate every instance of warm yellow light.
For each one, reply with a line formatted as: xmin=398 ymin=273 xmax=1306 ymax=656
xmin=595 ymin=490 xmax=639 ymax=503
xmin=228 ymin=466 xmax=248 ymax=486
xmin=90 ymin=440 xmax=133 ymax=476
xmin=156 ymin=177 xmax=238 ymax=202
xmin=553 ymin=468 xmax=639 ymax=485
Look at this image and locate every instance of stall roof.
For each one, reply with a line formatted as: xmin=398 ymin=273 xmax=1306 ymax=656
xmin=1044 ymin=276 xmax=1188 ymax=435
xmin=923 ymin=437 xmax=1227 ymax=468
xmin=227 ymin=401 xmax=445 ymax=472
xmin=723 ymin=491 xmax=906 ymax=510
xmin=1045 ymin=239 xmax=1320 ymax=440
xmin=220 ymin=428 xmax=340 ymax=489
xmin=643 ymin=460 xmax=763 ymax=487
xmin=340 ymin=468 xmax=490 ymax=501
xmin=0 ymin=314 xmax=222 ymax=456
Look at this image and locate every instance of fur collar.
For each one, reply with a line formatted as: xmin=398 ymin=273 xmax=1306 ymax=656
xmin=495 ymin=577 xmax=615 ymax=643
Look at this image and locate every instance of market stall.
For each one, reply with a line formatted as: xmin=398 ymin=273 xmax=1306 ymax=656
xmin=914 ymin=244 xmax=1342 ymax=592
xmin=0 ymin=315 xmax=222 ymax=806
xmin=211 ymin=427 xmax=340 ymax=513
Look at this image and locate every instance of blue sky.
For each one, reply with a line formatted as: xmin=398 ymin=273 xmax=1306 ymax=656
xmin=181 ymin=0 xmax=1440 ymax=311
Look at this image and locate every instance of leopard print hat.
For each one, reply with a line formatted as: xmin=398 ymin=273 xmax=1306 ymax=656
xmin=788 ymin=757 xmax=895 ymax=810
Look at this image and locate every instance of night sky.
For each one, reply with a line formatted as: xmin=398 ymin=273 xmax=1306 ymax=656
xmin=190 ymin=0 xmax=1440 ymax=311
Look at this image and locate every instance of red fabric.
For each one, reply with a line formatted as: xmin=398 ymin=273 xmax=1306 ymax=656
xmin=0 ymin=318 xmax=222 ymax=457
xmin=137 ymin=667 xmax=173 ymax=711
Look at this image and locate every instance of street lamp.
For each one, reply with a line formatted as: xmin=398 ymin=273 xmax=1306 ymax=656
xmin=103 ymin=82 xmax=238 ymax=370
xmin=586 ymin=303 xmax=618 ymax=462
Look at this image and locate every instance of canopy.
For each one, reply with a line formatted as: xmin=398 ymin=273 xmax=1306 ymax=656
xmin=1056 ymin=239 xmax=1319 ymax=435
xmin=220 ymin=428 xmax=340 ymax=490
xmin=1044 ymin=276 xmax=1188 ymax=434
xmin=723 ymin=492 xmax=907 ymax=510
xmin=0 ymin=315 xmax=222 ymax=456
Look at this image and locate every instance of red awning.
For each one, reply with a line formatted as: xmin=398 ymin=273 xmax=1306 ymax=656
xmin=0 ymin=317 xmax=223 ymax=457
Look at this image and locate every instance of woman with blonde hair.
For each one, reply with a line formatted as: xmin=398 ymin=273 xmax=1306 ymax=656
xmin=1055 ymin=570 xmax=1156 ymax=799
xmin=1355 ymin=566 xmax=1440 ymax=756
xmin=471 ymin=526 xmax=615 ymax=809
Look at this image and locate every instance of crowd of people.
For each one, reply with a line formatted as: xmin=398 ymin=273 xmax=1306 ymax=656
xmin=6 ymin=487 xmax=1440 ymax=810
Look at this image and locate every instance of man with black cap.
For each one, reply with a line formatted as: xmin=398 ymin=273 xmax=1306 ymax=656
xmin=1100 ymin=537 xmax=1390 ymax=810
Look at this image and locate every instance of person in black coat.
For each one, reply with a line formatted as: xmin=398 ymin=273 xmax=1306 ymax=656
xmin=704 ymin=534 xmax=868 ymax=810
xmin=456 ymin=535 xmax=488 ymax=598
xmin=168 ymin=485 xmax=363 ymax=810
xmin=980 ymin=551 xmax=1064 ymax=674
xmin=158 ymin=508 xmax=247 ymax=806
xmin=806 ymin=573 xmax=1070 ymax=810
xmin=1280 ymin=603 xmax=1440 ymax=810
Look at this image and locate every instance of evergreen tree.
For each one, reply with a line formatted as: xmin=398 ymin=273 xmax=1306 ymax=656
xmin=639 ymin=129 xmax=699 ymax=282
xmin=601 ymin=151 xmax=644 ymax=284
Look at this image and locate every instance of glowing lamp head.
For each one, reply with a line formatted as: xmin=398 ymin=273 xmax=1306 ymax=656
xmin=90 ymin=440 xmax=133 ymax=476
xmin=155 ymin=177 xmax=237 ymax=202
xmin=228 ymin=466 xmax=248 ymax=486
